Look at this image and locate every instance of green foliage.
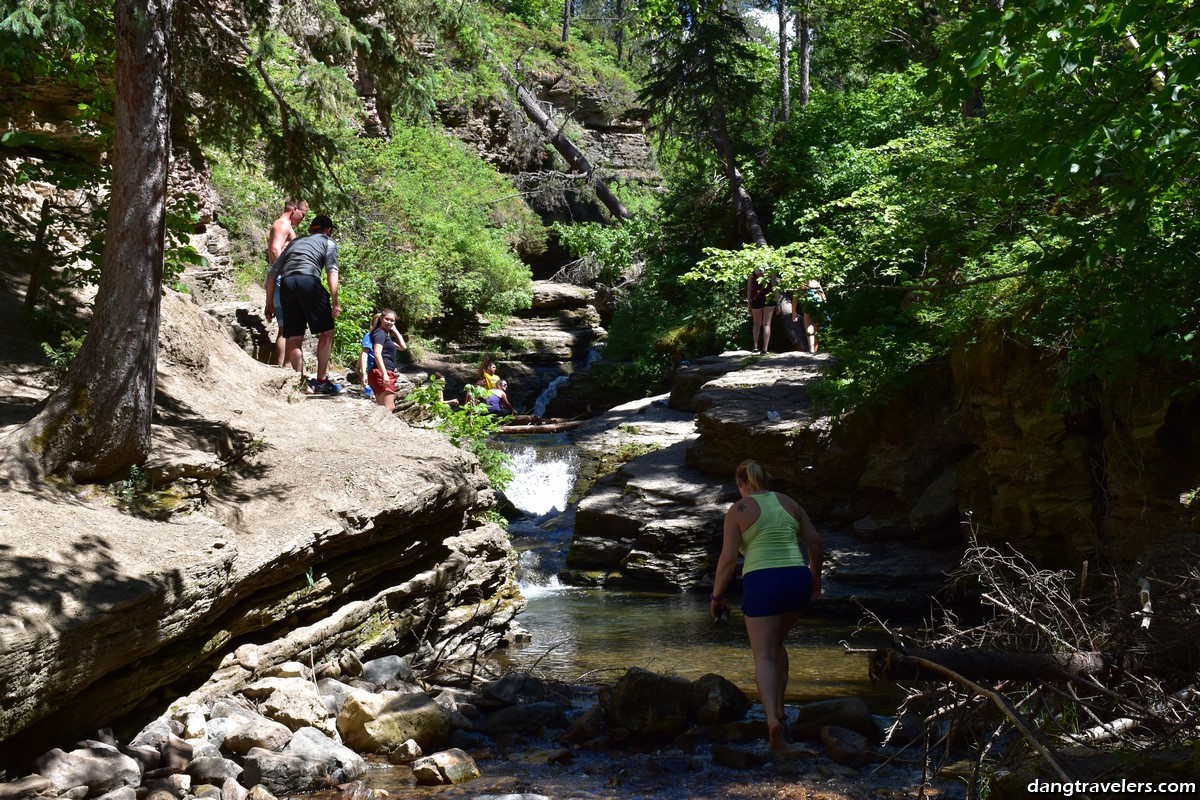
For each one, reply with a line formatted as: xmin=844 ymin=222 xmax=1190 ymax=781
xmin=406 ymin=379 xmax=513 ymax=490
xmin=330 ymin=128 xmax=538 ymax=364
xmin=40 ymin=330 xmax=83 ymax=387
xmin=551 ymin=216 xmax=651 ymax=285
xmin=207 ymin=151 xmax=282 ymax=290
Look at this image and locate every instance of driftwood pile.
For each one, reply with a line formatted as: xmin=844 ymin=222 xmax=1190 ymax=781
xmin=851 ymin=531 xmax=1200 ymax=797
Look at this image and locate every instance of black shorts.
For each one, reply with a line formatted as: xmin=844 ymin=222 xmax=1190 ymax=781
xmin=280 ymin=273 xmax=334 ymax=338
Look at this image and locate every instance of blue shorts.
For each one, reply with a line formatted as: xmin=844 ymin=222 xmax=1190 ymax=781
xmin=742 ymin=566 xmax=813 ymax=618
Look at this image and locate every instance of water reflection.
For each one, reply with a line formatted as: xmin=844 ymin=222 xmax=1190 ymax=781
xmin=496 ymin=586 xmax=902 ymax=708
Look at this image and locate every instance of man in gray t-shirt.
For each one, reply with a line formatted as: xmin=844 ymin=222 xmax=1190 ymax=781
xmin=264 ymin=214 xmax=342 ymax=395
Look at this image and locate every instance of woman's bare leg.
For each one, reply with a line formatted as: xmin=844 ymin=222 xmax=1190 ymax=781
xmin=746 ymin=614 xmax=790 ymax=750
xmin=751 ymin=307 xmax=765 ymax=351
xmin=761 ymin=308 xmax=775 ymax=353
xmin=379 ymin=390 xmax=395 ymax=412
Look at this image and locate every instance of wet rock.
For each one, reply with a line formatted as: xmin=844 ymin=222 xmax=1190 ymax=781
xmin=0 ymin=775 xmax=54 ymax=799
xmin=142 ymin=774 xmax=191 ymax=798
xmin=160 ymin=734 xmax=193 ymax=772
xmin=223 ymin=718 xmax=294 ymax=755
xmin=477 ymin=701 xmax=567 ymax=736
xmin=245 ymin=785 xmax=277 ymax=800
xmin=93 ymin=788 xmax=136 ymax=800
xmin=387 ymin=739 xmax=422 ymax=764
xmin=479 ymin=672 xmax=552 ymax=708
xmin=819 ymin=725 xmax=874 ymax=766
xmin=506 ymin=748 xmax=572 ymax=766
xmin=331 ymin=780 xmax=375 ymax=800
xmin=360 ymin=655 xmax=413 ymax=686
xmin=35 ymin=744 xmax=141 ymax=796
xmin=336 ymin=689 xmax=452 ymax=753
xmin=791 ymin=697 xmax=882 ymax=743
xmin=561 ymin=704 xmax=605 ymax=744
xmin=130 ymin=720 xmax=173 ymax=751
xmin=283 ymin=727 xmax=366 ymax=782
xmin=599 ymin=668 xmax=693 ymax=738
xmin=185 ymin=756 xmax=243 ymax=787
xmin=689 ymin=673 xmax=751 ymax=725
xmin=705 ymin=719 xmax=766 ymax=743
xmin=410 ymin=749 xmax=480 ymax=786
xmin=220 ymin=779 xmax=248 ymax=800
xmin=240 ymin=748 xmax=326 ymax=794
xmin=710 ymin=743 xmax=772 ymax=769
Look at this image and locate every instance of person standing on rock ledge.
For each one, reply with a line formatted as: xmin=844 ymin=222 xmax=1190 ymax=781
xmin=264 ymin=214 xmax=342 ymax=395
xmin=711 ymin=459 xmax=824 ymax=751
xmin=265 ymin=199 xmax=308 ymax=366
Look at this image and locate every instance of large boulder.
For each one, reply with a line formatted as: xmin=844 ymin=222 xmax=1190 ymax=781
xmin=689 ymin=674 xmax=751 ymax=726
xmin=409 ymin=749 xmax=479 ymax=786
xmin=336 ymin=690 xmax=452 ymax=753
xmin=791 ymin=697 xmax=882 ymax=743
xmin=283 ymin=728 xmax=365 ymax=783
xmin=242 ymin=678 xmax=331 ymax=734
xmin=34 ymin=745 xmax=141 ymax=797
xmin=599 ymin=668 xmax=693 ymax=739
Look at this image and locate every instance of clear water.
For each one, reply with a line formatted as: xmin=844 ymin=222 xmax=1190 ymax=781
xmin=494 ymin=436 xmax=899 ymax=707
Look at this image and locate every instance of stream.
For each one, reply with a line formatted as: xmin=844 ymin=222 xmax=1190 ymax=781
xmin=493 ymin=436 xmax=901 ymax=708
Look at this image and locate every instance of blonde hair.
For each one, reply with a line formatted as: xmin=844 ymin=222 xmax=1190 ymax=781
xmin=736 ymin=459 xmax=768 ymax=491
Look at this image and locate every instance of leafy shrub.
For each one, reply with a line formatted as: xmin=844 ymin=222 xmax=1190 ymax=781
xmin=406 ymin=379 xmax=513 ymax=490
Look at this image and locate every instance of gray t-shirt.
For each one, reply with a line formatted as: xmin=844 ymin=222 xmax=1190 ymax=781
xmin=266 ymin=233 xmax=338 ymax=284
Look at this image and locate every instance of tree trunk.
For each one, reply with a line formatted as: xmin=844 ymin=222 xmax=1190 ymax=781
xmin=495 ymin=61 xmax=633 ymax=221
xmin=23 ymin=197 xmax=53 ymax=314
xmin=778 ymin=0 xmax=790 ymax=123
xmin=797 ymin=3 xmax=811 ymax=107
xmin=561 ymin=0 xmax=571 ymax=43
xmin=710 ymin=106 xmax=768 ymax=247
xmin=869 ymin=647 xmax=1111 ymax=683
xmin=615 ymin=0 xmax=625 ymax=62
xmin=2 ymin=0 xmax=173 ymax=484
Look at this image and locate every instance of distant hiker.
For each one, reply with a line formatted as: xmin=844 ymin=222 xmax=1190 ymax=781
xmin=792 ymin=279 xmax=827 ymax=353
xmin=747 ymin=267 xmax=780 ymax=354
xmin=478 ymin=359 xmax=501 ymax=390
xmin=264 ymin=199 xmax=307 ymax=366
xmin=484 ymin=379 xmax=514 ymax=416
xmin=264 ymin=214 xmax=342 ymax=395
xmin=365 ymin=309 xmax=406 ymax=412
xmin=359 ymin=311 xmax=406 ymax=400
xmin=711 ymin=459 xmax=824 ymax=751
xmin=431 ymin=372 xmax=459 ymax=409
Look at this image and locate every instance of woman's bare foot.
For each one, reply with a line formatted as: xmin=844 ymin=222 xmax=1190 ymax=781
xmin=768 ymin=719 xmax=787 ymax=751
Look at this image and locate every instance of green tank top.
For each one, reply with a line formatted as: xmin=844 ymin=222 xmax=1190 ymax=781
xmin=739 ymin=492 xmax=806 ymax=574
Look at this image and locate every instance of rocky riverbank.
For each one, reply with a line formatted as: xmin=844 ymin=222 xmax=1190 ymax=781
xmin=0 ymin=657 xmax=968 ymax=800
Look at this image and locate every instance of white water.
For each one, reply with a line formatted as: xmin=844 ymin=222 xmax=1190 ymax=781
xmin=531 ymin=376 xmax=569 ymax=418
xmin=501 ymin=443 xmax=579 ymax=518
xmin=530 ymin=348 xmax=601 ymax=418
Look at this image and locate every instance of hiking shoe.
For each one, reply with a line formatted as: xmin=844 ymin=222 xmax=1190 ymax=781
xmin=314 ymin=378 xmax=343 ymax=395
xmin=303 ymin=378 xmax=317 ymax=395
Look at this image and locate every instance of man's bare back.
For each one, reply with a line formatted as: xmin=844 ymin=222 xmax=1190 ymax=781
xmin=268 ymin=200 xmax=308 ymax=264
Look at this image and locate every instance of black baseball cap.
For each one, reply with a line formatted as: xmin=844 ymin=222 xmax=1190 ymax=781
xmin=310 ymin=214 xmax=336 ymax=232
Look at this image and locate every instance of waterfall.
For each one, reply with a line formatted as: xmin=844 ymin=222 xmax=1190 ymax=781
xmin=530 ymin=348 xmax=601 ymax=418
xmin=500 ymin=442 xmax=580 ymax=592
xmin=502 ymin=443 xmax=579 ymax=517
xmin=531 ymin=376 xmax=569 ymax=419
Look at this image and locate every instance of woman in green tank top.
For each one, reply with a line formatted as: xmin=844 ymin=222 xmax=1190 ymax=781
xmin=711 ymin=459 xmax=824 ymax=751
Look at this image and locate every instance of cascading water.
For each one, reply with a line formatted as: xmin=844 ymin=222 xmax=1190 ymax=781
xmin=530 ymin=348 xmax=601 ymax=418
xmin=498 ymin=438 xmax=580 ymax=594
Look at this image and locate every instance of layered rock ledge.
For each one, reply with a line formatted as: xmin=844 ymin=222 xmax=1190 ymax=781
xmin=0 ymin=292 xmax=522 ymax=769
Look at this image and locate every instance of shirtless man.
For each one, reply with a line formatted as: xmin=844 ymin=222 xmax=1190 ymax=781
xmin=265 ymin=199 xmax=308 ymax=365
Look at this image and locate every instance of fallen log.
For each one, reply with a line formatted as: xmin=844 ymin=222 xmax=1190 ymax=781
xmin=499 ymin=419 xmax=587 ymax=435
xmin=869 ymin=647 xmax=1110 ymax=683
